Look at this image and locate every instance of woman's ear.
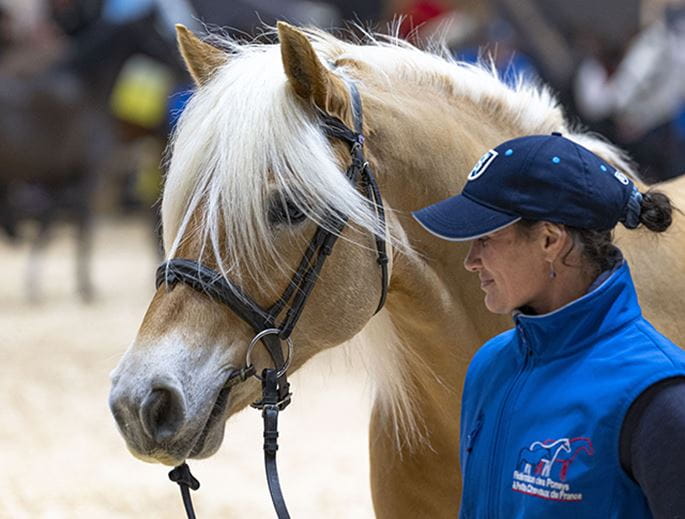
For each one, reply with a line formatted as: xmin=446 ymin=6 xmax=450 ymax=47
xmin=539 ymin=222 xmax=568 ymax=262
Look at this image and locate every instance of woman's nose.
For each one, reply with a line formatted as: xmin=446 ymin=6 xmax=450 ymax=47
xmin=464 ymin=241 xmax=481 ymax=272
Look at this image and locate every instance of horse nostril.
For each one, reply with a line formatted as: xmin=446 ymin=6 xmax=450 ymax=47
xmin=140 ymin=385 xmax=186 ymax=443
xmin=109 ymin=391 xmax=133 ymax=434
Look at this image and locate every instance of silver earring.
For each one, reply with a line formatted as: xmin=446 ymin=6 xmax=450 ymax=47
xmin=549 ymin=262 xmax=557 ymax=279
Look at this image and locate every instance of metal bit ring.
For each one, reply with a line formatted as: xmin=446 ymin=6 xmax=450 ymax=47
xmin=245 ymin=328 xmax=293 ymax=380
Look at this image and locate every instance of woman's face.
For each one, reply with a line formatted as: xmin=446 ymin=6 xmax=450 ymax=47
xmin=463 ymin=224 xmax=550 ymax=314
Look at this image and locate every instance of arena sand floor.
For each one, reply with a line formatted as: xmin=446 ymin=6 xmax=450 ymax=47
xmin=0 ymin=218 xmax=374 ymax=518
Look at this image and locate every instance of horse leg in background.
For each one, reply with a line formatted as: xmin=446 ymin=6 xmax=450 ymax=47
xmin=75 ymin=204 xmax=94 ymax=302
xmin=73 ymin=172 xmax=96 ymax=302
xmin=26 ymin=215 xmax=52 ymax=304
xmin=0 ymin=183 xmax=18 ymax=240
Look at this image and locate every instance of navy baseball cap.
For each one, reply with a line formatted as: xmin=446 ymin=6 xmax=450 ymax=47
xmin=412 ymin=133 xmax=639 ymax=241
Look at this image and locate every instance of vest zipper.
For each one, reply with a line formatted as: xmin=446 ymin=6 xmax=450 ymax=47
xmin=462 ymin=412 xmax=484 ymax=517
xmin=465 ymin=414 xmax=484 ymax=453
xmin=485 ymin=325 xmax=533 ymax=518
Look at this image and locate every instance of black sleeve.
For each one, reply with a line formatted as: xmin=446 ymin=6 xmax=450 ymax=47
xmin=620 ymin=376 xmax=685 ymax=518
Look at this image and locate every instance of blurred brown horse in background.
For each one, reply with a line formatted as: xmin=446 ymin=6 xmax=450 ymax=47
xmin=0 ymin=51 xmax=112 ymax=301
xmin=109 ymin=23 xmax=685 ymax=518
xmin=0 ymin=9 xmax=184 ymax=301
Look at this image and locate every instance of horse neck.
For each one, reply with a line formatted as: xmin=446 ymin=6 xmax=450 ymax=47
xmin=364 ymin=146 xmax=514 ymax=517
xmin=366 ymin=85 xmax=514 ymax=438
xmin=361 ymin=87 xmax=523 ymax=516
xmin=372 ymin=86 xmax=513 ymax=341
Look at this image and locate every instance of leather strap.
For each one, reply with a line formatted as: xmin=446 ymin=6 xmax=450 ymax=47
xmin=157 ymin=259 xmax=271 ymax=331
xmin=260 ymin=369 xmax=290 ymax=519
xmin=168 ymin=463 xmax=200 ymax=519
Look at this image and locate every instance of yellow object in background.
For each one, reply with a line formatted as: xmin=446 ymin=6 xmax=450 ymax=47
xmin=110 ymin=55 xmax=174 ymax=129
xmin=134 ymin=137 xmax=163 ymax=205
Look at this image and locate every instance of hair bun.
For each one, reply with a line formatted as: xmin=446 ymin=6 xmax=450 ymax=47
xmin=638 ymin=190 xmax=673 ymax=232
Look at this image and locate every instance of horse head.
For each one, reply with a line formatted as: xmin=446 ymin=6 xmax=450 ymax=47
xmin=109 ymin=23 xmax=404 ymax=466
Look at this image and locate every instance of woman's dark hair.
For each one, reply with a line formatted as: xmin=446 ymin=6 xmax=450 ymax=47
xmin=638 ymin=190 xmax=673 ymax=232
xmin=517 ymin=189 xmax=674 ymax=276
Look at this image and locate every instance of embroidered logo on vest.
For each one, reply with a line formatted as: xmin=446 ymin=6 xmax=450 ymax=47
xmin=512 ymin=437 xmax=595 ymax=502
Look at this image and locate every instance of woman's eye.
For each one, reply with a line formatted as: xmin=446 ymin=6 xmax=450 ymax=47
xmin=268 ymin=196 xmax=306 ymax=225
xmin=478 ymin=237 xmax=489 ymax=247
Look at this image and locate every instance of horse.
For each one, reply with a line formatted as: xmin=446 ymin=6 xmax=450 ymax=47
xmin=108 ymin=22 xmax=685 ymax=517
xmin=0 ymin=53 xmax=113 ymax=301
xmin=0 ymin=9 xmax=186 ymax=301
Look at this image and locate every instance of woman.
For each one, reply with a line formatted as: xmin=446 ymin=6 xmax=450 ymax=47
xmin=413 ymin=133 xmax=685 ymax=518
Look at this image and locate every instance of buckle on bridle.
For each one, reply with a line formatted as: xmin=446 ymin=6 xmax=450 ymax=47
xmin=251 ymin=367 xmax=292 ymax=411
xmin=251 ymin=394 xmax=292 ymax=411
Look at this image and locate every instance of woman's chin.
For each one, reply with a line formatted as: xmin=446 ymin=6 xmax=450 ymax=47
xmin=483 ymin=295 xmax=513 ymax=315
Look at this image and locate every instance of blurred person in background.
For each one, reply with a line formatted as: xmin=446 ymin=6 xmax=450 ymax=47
xmin=0 ymin=0 xmax=67 ymax=76
xmin=453 ymin=16 xmax=539 ymax=87
xmin=54 ymin=0 xmax=197 ymax=76
xmin=187 ymin=0 xmax=342 ymax=35
xmin=0 ymin=6 xmax=11 ymax=54
xmin=482 ymin=0 xmax=578 ymax=108
xmin=390 ymin=0 xmax=490 ymax=48
xmin=0 ymin=0 xmax=198 ymax=299
xmin=49 ymin=0 xmax=102 ymax=38
xmin=574 ymin=3 xmax=685 ymax=183
xmin=49 ymin=0 xmax=197 ymax=201
xmin=396 ymin=0 xmax=453 ymax=40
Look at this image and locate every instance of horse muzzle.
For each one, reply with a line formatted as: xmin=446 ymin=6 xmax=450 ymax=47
xmin=109 ymin=368 xmax=232 ymax=465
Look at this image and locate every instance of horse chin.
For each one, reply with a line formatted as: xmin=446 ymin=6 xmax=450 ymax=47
xmin=187 ymin=383 xmax=233 ymax=459
xmin=189 ymin=424 xmax=226 ymax=459
xmin=126 ymin=422 xmax=226 ymax=466
xmin=131 ymin=448 xmax=186 ymax=467
xmin=123 ymin=420 xmax=226 ymax=466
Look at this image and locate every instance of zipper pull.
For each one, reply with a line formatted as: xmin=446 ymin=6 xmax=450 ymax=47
xmin=465 ymin=416 xmax=483 ymax=452
xmin=516 ymin=324 xmax=533 ymax=358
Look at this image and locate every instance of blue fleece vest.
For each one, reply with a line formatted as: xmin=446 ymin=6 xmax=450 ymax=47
xmin=459 ymin=262 xmax=685 ymax=519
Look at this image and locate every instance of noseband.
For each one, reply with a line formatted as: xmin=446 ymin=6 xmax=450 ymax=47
xmin=156 ymin=79 xmax=388 ymax=519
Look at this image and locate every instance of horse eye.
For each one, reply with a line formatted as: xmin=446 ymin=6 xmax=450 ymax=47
xmin=268 ymin=195 xmax=307 ymax=225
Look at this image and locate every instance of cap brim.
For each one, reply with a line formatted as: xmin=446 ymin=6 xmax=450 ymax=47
xmin=412 ymin=194 xmax=521 ymax=241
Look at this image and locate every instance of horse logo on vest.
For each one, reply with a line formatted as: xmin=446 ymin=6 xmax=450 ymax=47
xmin=518 ymin=438 xmax=571 ymax=477
xmin=467 ymin=150 xmax=498 ymax=181
xmin=512 ymin=437 xmax=595 ymax=502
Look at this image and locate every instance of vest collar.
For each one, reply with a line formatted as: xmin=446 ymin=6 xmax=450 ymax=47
xmin=512 ymin=261 xmax=642 ymax=359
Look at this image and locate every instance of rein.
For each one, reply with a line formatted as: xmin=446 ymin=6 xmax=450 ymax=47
xmin=155 ymin=79 xmax=388 ymax=519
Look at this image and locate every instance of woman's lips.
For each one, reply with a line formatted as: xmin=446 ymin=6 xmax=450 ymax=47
xmin=480 ymin=279 xmax=494 ymax=289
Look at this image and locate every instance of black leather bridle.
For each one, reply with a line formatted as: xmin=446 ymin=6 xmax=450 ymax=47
xmin=156 ymin=79 xmax=388 ymax=519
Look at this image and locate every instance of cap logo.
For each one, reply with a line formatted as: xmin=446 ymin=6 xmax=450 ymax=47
xmin=467 ymin=150 xmax=499 ymax=181
xmin=614 ymin=170 xmax=630 ymax=185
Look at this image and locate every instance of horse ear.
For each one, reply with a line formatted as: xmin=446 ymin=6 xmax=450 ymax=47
xmin=176 ymin=24 xmax=227 ymax=86
xmin=277 ymin=21 xmax=347 ymax=112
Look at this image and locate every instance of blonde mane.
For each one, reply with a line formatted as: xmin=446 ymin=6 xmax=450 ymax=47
xmin=162 ymin=28 xmax=638 ymax=448
xmin=163 ymin=29 xmax=637 ymax=276
xmin=163 ymin=38 xmax=392 ymax=287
